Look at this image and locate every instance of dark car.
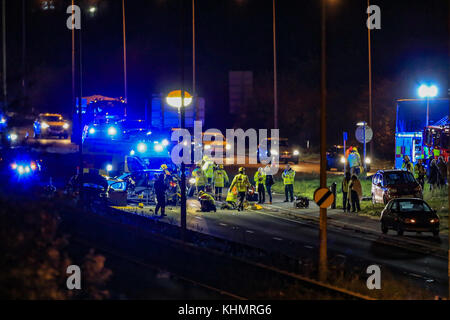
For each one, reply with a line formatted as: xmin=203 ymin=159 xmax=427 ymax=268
xmin=380 ymin=198 xmax=440 ymax=236
xmin=326 ymin=145 xmax=346 ymax=171
xmin=371 ymin=170 xmax=422 ymax=205
xmin=257 ymin=137 xmax=300 ymax=164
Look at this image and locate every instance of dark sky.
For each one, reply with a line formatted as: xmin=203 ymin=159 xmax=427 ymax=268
xmin=2 ymin=0 xmax=449 ymax=131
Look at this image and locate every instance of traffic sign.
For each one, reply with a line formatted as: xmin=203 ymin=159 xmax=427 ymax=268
xmin=314 ymin=187 xmax=335 ymax=209
xmin=356 ymin=126 xmax=373 ymax=144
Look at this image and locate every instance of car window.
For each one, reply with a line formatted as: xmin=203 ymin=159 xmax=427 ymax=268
xmin=398 ymin=200 xmax=432 ymax=213
xmin=383 ymin=172 xmax=415 ymax=185
xmin=391 ymin=201 xmax=399 ymax=212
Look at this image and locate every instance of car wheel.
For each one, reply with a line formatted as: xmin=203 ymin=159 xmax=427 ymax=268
xmin=381 ymin=222 xmax=388 ymax=234
xmin=397 ymin=225 xmax=404 ymax=236
xmin=432 ymin=230 xmax=439 ymax=237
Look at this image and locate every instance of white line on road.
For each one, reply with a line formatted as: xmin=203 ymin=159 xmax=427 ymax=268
xmin=219 ymin=223 xmax=228 ymax=227
xmin=246 ymin=230 xmax=255 ymax=234
xmin=304 ymin=245 xmax=314 ymax=249
xmin=273 ymin=237 xmax=283 ymax=241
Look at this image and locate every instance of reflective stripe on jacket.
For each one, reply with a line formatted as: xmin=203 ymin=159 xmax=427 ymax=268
xmin=282 ymin=169 xmax=295 ymax=185
xmin=230 ymin=174 xmax=250 ymax=192
xmin=213 ymin=169 xmax=229 ymax=188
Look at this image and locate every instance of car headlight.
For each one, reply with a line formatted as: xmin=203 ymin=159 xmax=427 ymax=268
xmin=162 ymin=139 xmax=169 ymax=146
xmin=154 ymin=144 xmax=164 ymax=152
xmin=89 ymin=127 xmax=96 ymax=135
xmin=340 ymin=156 xmax=346 ymax=164
xmin=63 ymin=123 xmax=70 ymax=130
xmin=270 ymin=149 xmax=279 ymax=156
xmin=108 ymin=126 xmax=118 ymax=136
xmin=41 ymin=122 xmax=49 ymax=129
xmin=137 ymin=143 xmax=148 ymax=153
xmin=293 ymin=150 xmax=300 ymax=156
xmin=9 ymin=133 xmax=18 ymax=141
xmin=17 ymin=166 xmax=25 ymax=175
xmin=130 ymin=150 xmax=136 ymax=156
xmin=365 ymin=158 xmax=371 ymax=164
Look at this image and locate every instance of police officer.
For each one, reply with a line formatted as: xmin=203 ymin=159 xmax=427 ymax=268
xmin=213 ymin=164 xmax=229 ymax=201
xmin=348 ymin=149 xmax=361 ymax=175
xmin=282 ymin=164 xmax=296 ymax=202
xmin=229 ymin=167 xmax=251 ymax=212
xmin=254 ymin=167 xmax=266 ymax=204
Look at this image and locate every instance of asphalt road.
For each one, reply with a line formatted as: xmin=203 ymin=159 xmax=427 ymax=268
xmin=141 ymin=197 xmax=449 ymax=298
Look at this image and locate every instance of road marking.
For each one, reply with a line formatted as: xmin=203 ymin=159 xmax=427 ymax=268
xmin=219 ymin=223 xmax=228 ymax=227
xmin=304 ymin=245 xmax=314 ymax=249
xmin=194 ymin=216 xmax=202 ymax=220
xmin=246 ymin=230 xmax=255 ymax=234
xmin=336 ymin=254 xmax=346 ymax=259
xmin=273 ymin=237 xmax=283 ymax=241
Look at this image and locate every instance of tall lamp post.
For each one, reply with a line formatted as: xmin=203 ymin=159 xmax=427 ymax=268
xmin=272 ymin=0 xmax=278 ymax=129
xmin=418 ymin=84 xmax=438 ymax=127
xmin=166 ymin=90 xmax=193 ymax=240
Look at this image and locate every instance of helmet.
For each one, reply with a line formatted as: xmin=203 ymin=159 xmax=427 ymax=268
xmin=198 ymin=190 xmax=205 ymax=196
xmin=239 ymin=167 xmax=245 ymax=173
xmin=161 ymin=164 xmax=168 ymax=170
xmin=218 ymin=164 xmax=224 ymax=169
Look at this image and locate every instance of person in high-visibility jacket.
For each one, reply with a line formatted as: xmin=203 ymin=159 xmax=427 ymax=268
xmin=282 ymin=164 xmax=296 ymax=202
xmin=229 ymin=167 xmax=251 ymax=211
xmin=414 ymin=159 xmax=426 ymax=189
xmin=192 ymin=164 xmax=207 ymax=193
xmin=401 ymin=155 xmax=413 ymax=173
xmin=254 ymin=167 xmax=266 ymax=204
xmin=198 ymin=191 xmax=217 ymax=212
xmin=202 ymin=156 xmax=214 ymax=185
xmin=213 ymin=164 xmax=229 ymax=201
xmin=348 ymin=149 xmax=362 ymax=175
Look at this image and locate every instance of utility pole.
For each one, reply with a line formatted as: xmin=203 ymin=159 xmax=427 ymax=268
xmin=367 ymin=0 xmax=373 ymax=158
xmin=2 ymin=0 xmax=7 ymax=110
xmin=192 ymin=0 xmax=197 ymax=120
xmin=122 ymin=0 xmax=128 ymax=116
xmin=272 ymin=0 xmax=278 ymax=129
xmin=319 ymin=0 xmax=328 ymax=282
xmin=180 ymin=0 xmax=187 ymax=241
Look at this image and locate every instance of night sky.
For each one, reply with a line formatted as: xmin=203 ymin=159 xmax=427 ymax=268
xmin=1 ymin=0 xmax=449 ymax=146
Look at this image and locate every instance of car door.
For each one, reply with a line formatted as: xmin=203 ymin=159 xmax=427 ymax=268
xmin=382 ymin=201 xmax=395 ymax=226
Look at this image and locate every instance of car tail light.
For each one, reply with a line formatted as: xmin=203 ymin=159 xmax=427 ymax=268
xmin=404 ymin=218 xmax=416 ymax=224
xmin=430 ymin=218 xmax=439 ymax=224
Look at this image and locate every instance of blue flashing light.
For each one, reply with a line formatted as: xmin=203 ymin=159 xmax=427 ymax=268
xmin=154 ymin=144 xmax=164 ymax=152
xmin=106 ymin=164 xmax=113 ymax=172
xmin=130 ymin=150 xmax=136 ymax=156
xmin=89 ymin=127 xmax=96 ymax=135
xmin=162 ymin=139 xmax=169 ymax=146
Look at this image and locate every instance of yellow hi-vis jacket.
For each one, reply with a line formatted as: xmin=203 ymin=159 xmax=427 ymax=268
xmin=282 ymin=169 xmax=295 ymax=185
xmin=254 ymin=171 xmax=266 ymax=185
xmin=192 ymin=168 xmax=207 ymax=187
xmin=213 ymin=169 xmax=229 ymax=188
xmin=230 ymin=174 xmax=250 ymax=193
xmin=226 ymin=186 xmax=237 ymax=203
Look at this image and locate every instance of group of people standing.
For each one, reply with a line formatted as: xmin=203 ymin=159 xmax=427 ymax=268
xmin=341 ymin=172 xmax=363 ymax=213
xmin=402 ymin=155 xmax=448 ymax=190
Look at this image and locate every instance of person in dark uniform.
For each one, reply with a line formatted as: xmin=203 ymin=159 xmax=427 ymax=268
xmin=154 ymin=174 xmax=167 ymax=217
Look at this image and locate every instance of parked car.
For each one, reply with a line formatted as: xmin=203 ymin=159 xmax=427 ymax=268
xmin=380 ymin=198 xmax=440 ymax=236
xmin=34 ymin=113 xmax=70 ymax=139
xmin=371 ymin=170 xmax=422 ymax=205
xmin=258 ymin=137 xmax=300 ymax=164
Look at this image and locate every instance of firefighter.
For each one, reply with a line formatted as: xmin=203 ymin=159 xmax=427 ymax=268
xmin=229 ymin=167 xmax=251 ymax=212
xmin=213 ymin=164 xmax=229 ymax=201
xmin=282 ymin=164 xmax=296 ymax=202
xmin=341 ymin=171 xmax=351 ymax=212
xmin=254 ymin=167 xmax=266 ymax=204
xmin=198 ymin=190 xmax=217 ymax=212
xmin=414 ymin=159 xmax=426 ymax=189
xmin=154 ymin=174 xmax=167 ymax=217
xmin=192 ymin=163 xmax=207 ymax=193
xmin=401 ymin=155 xmax=413 ymax=173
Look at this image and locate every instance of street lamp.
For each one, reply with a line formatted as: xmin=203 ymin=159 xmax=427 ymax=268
xmin=418 ymin=84 xmax=439 ymax=127
xmin=166 ymin=89 xmax=192 ymax=240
